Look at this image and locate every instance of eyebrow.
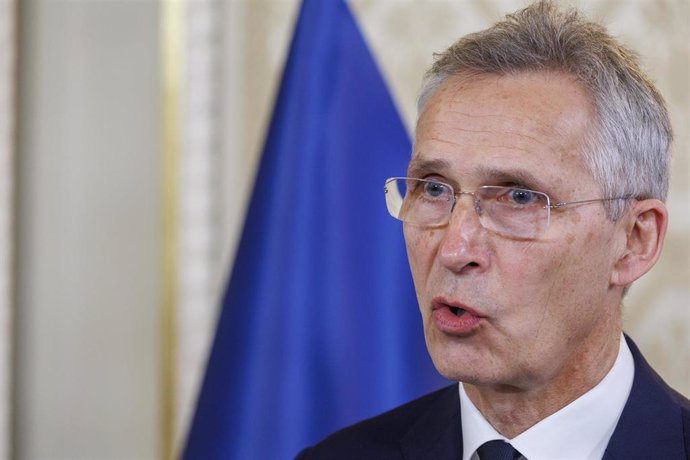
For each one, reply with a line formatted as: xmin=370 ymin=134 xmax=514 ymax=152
xmin=407 ymin=158 xmax=551 ymax=192
xmin=474 ymin=165 xmax=550 ymax=192
xmin=406 ymin=158 xmax=452 ymax=177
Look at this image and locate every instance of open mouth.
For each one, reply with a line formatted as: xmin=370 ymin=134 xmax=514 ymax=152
xmin=430 ymin=298 xmax=483 ymax=334
xmin=449 ymin=306 xmax=466 ymax=317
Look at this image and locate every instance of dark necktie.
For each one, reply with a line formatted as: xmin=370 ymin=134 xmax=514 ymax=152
xmin=476 ymin=440 xmax=522 ymax=460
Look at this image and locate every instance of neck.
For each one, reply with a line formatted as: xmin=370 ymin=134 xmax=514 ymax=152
xmin=464 ymin=323 xmax=622 ymax=439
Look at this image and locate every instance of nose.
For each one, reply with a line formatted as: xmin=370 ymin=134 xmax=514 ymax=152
xmin=453 ymin=191 xmax=482 ymax=217
xmin=438 ymin=193 xmax=489 ymax=274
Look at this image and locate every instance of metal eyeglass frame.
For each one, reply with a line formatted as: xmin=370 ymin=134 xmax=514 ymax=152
xmin=384 ymin=177 xmax=633 ymax=238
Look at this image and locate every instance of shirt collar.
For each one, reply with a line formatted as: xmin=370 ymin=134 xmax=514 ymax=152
xmin=459 ymin=334 xmax=634 ymax=460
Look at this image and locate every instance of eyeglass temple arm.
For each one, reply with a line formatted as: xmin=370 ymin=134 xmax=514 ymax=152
xmin=549 ymin=196 xmax=634 ymax=209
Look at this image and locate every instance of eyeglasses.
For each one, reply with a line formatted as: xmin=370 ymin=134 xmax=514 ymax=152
xmin=384 ymin=177 xmax=632 ymax=239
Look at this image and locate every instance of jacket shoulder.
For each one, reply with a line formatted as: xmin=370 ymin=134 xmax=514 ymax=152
xmin=296 ymin=384 xmax=458 ymax=460
xmin=669 ymin=386 xmax=690 ymax=457
xmin=655 ymin=371 xmax=690 ymax=458
xmin=605 ymin=336 xmax=690 ymax=459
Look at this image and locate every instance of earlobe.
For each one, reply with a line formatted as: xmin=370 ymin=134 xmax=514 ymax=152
xmin=611 ymin=199 xmax=668 ymax=287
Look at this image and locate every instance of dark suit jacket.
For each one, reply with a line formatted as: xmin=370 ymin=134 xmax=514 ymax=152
xmin=297 ymin=337 xmax=690 ymax=459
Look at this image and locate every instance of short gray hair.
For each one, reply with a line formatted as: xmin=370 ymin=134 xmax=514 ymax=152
xmin=418 ymin=0 xmax=672 ymax=219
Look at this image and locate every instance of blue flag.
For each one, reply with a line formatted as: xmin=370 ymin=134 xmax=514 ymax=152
xmin=184 ymin=1 xmax=445 ymax=458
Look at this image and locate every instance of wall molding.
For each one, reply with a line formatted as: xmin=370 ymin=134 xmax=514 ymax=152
xmin=0 ymin=0 xmax=15 ymax=457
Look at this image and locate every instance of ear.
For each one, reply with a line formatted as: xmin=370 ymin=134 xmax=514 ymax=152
xmin=611 ymin=199 xmax=668 ymax=287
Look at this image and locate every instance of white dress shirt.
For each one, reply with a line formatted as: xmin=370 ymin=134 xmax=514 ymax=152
xmin=460 ymin=334 xmax=634 ymax=460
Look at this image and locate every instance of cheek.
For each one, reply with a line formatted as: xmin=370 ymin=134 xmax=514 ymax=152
xmin=508 ymin=233 xmax=611 ymax=318
xmin=542 ymin=211 xmax=621 ymax=291
xmin=404 ymin=227 xmax=440 ymax=281
xmin=494 ymin=237 xmax=580 ymax=313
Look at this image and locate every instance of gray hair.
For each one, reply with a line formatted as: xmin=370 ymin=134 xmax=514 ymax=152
xmin=418 ymin=0 xmax=672 ymax=220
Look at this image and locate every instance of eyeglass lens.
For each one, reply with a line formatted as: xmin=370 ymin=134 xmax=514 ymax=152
xmin=384 ymin=178 xmax=550 ymax=239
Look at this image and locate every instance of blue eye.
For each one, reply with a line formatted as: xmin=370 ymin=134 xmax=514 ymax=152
xmin=423 ymin=181 xmax=447 ymax=198
xmin=507 ymin=188 xmax=536 ymax=205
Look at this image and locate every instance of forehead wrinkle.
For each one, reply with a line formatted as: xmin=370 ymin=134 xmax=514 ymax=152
xmin=446 ymin=125 xmax=552 ymax=151
xmin=416 ymin=124 xmax=544 ymax=157
xmin=481 ymin=143 xmax=532 ymax=155
xmin=420 ymin=109 xmax=564 ymax=152
xmin=413 ymin=137 xmax=470 ymax=152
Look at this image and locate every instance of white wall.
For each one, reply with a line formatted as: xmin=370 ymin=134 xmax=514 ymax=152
xmin=15 ymin=1 xmax=161 ymax=458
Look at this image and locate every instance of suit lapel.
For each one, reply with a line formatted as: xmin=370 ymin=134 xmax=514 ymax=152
xmin=603 ymin=336 xmax=687 ymax=459
xmin=399 ymin=385 xmax=463 ymax=460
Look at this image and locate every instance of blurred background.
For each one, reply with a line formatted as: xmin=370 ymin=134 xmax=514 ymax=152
xmin=1 ymin=0 xmax=688 ymax=458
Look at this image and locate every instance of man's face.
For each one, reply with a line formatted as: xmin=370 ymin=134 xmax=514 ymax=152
xmin=406 ymin=72 xmax=627 ymax=390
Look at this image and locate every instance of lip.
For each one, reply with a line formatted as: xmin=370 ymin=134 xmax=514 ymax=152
xmin=430 ymin=297 xmax=485 ymax=336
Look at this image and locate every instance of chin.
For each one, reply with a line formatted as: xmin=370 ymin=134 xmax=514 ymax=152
xmin=426 ymin=339 xmax=487 ymax=383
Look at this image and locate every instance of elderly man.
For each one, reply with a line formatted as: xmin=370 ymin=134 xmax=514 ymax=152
xmin=297 ymin=1 xmax=689 ymax=459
